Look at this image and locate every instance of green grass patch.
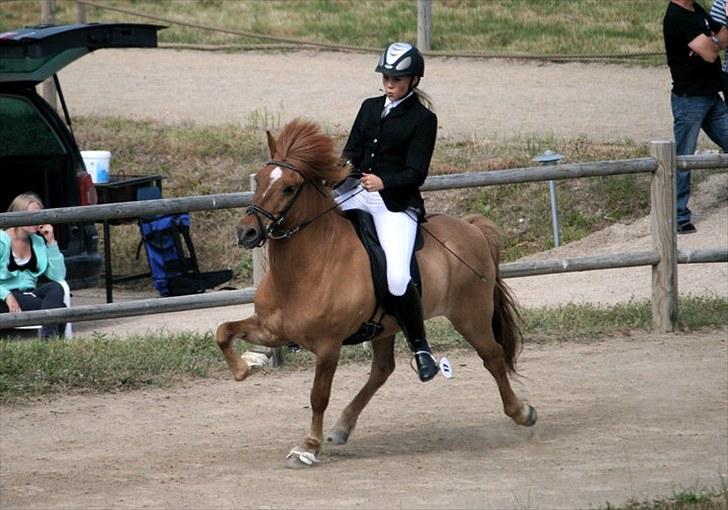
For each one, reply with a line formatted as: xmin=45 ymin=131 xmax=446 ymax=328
xmin=0 ymin=0 xmax=669 ymax=61
xmin=1 ymin=296 xmax=725 ymax=403
xmin=0 ymin=331 xmax=224 ymax=402
xmin=603 ymin=481 xmax=728 ymax=509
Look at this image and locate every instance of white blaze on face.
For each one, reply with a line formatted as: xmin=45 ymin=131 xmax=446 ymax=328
xmin=263 ymin=166 xmax=283 ymax=198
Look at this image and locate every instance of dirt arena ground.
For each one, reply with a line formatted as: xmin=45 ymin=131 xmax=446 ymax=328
xmin=1 ymin=50 xmax=727 ymax=509
xmin=1 ymin=332 xmax=726 ymax=509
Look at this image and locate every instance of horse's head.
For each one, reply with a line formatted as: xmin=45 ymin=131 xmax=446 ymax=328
xmin=237 ymin=119 xmax=348 ymax=248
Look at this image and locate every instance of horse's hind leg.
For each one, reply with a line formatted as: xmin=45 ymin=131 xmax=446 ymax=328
xmin=327 ymin=335 xmax=396 ymax=445
xmin=449 ymin=308 xmax=536 ymax=427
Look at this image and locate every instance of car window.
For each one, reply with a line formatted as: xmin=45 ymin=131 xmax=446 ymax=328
xmin=0 ymin=94 xmax=66 ymax=156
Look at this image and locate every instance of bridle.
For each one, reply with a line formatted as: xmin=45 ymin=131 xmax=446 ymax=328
xmin=246 ymin=159 xmax=354 ymax=246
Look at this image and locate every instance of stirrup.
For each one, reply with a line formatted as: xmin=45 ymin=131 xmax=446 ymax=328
xmin=408 ymin=351 xmax=453 ymax=380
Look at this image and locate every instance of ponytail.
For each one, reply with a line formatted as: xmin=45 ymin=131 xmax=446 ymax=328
xmin=414 ymin=88 xmax=435 ymax=112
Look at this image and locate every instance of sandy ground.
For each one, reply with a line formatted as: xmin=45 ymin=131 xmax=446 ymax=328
xmin=59 ymin=48 xmax=674 ymax=143
xmin=1 ymin=333 xmax=726 ymax=509
xmin=1 ymin=51 xmax=727 ymax=509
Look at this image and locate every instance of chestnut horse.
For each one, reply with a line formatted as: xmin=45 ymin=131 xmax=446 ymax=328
xmin=215 ymin=119 xmax=537 ymax=468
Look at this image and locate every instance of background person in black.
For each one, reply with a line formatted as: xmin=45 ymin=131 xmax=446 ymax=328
xmin=663 ymin=0 xmax=728 ymax=234
xmin=336 ymin=42 xmax=439 ymax=382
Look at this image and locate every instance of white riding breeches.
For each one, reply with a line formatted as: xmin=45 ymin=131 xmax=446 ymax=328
xmin=336 ymin=185 xmax=417 ymax=296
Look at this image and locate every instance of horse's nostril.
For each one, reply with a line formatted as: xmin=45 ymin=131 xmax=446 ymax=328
xmin=237 ymin=226 xmax=261 ymax=247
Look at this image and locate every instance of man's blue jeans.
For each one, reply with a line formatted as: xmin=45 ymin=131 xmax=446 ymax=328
xmin=671 ymin=93 xmax=728 ymax=224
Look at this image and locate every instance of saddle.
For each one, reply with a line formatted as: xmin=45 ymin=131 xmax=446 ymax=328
xmin=342 ymin=209 xmax=423 ymax=345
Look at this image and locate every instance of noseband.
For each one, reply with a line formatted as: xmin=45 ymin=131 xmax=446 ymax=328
xmin=246 ymin=160 xmax=307 ymax=245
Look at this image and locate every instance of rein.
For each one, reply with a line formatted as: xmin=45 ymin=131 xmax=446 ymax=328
xmin=246 ymin=159 xmax=364 ymax=245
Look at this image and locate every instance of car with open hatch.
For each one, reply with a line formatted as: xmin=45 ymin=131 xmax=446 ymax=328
xmin=0 ymin=22 xmax=164 ymax=289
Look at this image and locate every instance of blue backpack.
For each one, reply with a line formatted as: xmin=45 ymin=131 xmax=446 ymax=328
xmin=138 ymin=213 xmax=233 ymax=297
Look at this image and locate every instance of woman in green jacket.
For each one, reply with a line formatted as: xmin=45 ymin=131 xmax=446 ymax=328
xmin=0 ymin=192 xmax=67 ymax=338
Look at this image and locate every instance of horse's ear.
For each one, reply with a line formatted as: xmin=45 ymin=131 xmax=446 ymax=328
xmin=266 ymin=130 xmax=277 ymax=158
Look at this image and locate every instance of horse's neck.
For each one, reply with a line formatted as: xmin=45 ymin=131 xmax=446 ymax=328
xmin=267 ymin=194 xmax=350 ymax=281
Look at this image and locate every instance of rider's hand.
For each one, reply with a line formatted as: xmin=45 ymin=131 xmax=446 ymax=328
xmin=361 ymin=173 xmax=384 ymax=192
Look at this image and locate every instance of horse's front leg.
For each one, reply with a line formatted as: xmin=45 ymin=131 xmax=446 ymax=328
xmin=327 ymin=335 xmax=395 ymax=445
xmin=215 ymin=315 xmax=279 ymax=381
xmin=286 ymin=344 xmax=341 ymax=468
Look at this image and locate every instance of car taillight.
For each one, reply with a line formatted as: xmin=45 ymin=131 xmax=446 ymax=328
xmin=77 ymin=171 xmax=98 ymax=206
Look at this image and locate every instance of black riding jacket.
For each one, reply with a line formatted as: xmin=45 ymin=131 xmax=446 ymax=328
xmin=342 ymin=93 xmax=437 ymax=220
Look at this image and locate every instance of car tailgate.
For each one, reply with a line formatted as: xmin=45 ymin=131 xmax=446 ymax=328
xmin=0 ymin=23 xmax=164 ymax=84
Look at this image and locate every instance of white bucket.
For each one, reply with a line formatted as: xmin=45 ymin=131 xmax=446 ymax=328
xmin=81 ymin=150 xmax=111 ymax=184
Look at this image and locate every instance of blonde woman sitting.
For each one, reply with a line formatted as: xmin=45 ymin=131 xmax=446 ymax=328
xmin=0 ymin=192 xmax=67 ymax=338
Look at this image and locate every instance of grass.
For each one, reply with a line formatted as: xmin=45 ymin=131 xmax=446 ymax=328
xmin=604 ymin=482 xmax=728 ymax=510
xmin=1 ymin=295 xmax=725 ymax=402
xmin=0 ymin=0 xmax=670 ymax=61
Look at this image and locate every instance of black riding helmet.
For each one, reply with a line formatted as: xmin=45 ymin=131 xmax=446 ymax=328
xmin=375 ymin=42 xmax=425 ymax=77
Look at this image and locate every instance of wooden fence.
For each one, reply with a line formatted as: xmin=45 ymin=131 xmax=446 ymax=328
xmin=0 ymin=142 xmax=726 ymax=334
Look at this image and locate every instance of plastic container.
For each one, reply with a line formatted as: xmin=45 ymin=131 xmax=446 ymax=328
xmin=81 ymin=150 xmax=111 ymax=184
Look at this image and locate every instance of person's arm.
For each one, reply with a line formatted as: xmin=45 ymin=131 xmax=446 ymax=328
xmin=341 ymin=103 xmax=367 ymax=169
xmin=44 ymin=244 xmax=66 ymax=282
xmin=379 ymin=112 xmax=437 ymax=190
xmin=37 ymin=228 xmax=67 ymax=282
xmin=688 ymin=32 xmax=722 ymax=62
xmin=717 ymin=25 xmax=728 ymax=49
xmin=0 ymin=240 xmax=20 ymax=311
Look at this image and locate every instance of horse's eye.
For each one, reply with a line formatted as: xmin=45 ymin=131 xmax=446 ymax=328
xmin=283 ymin=185 xmax=297 ymax=194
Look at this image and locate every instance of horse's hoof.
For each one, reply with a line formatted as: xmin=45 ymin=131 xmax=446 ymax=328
xmin=325 ymin=428 xmax=350 ymax=446
xmin=522 ymin=405 xmax=538 ymax=427
xmin=285 ymin=447 xmax=319 ymax=469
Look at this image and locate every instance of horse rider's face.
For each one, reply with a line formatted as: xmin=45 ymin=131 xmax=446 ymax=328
xmin=382 ymin=74 xmax=412 ymax=101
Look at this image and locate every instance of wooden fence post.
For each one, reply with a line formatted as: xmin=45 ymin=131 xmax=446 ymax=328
xmin=650 ymin=141 xmax=678 ymax=332
xmin=249 ymin=174 xmax=283 ymax=367
xmin=417 ymin=0 xmax=432 ymax=51
xmin=77 ymin=0 xmax=87 ymax=23
xmin=40 ymin=0 xmax=57 ymax=112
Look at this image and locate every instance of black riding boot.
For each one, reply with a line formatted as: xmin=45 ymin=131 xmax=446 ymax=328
xmin=390 ymin=281 xmax=439 ymax=382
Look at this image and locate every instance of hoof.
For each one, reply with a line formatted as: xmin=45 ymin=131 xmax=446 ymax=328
xmin=232 ymin=364 xmax=250 ymax=382
xmin=285 ymin=447 xmax=319 ymax=469
xmin=325 ymin=428 xmax=350 ymax=446
xmin=522 ymin=405 xmax=538 ymax=427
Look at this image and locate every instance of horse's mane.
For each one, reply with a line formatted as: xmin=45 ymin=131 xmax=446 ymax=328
xmin=273 ymin=119 xmax=348 ymax=185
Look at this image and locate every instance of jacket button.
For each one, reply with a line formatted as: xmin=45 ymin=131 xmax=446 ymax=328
xmin=370 ymin=153 xmax=375 ymax=158
xmin=373 ymin=138 xmax=378 ymax=143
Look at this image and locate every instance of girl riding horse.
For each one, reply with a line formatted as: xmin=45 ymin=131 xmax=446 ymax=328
xmin=337 ymin=42 xmax=439 ymax=382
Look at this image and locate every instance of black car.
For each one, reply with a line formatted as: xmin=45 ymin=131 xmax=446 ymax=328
xmin=0 ymin=22 xmax=163 ymax=289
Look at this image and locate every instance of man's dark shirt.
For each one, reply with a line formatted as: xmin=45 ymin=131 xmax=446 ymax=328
xmin=664 ymin=1 xmax=722 ymax=96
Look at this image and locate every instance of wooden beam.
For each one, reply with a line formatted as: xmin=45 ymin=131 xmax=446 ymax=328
xmin=650 ymin=141 xmax=678 ymax=332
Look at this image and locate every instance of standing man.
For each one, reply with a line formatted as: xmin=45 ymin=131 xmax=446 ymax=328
xmin=710 ymin=0 xmax=728 ymax=103
xmin=663 ymin=0 xmax=728 ymax=234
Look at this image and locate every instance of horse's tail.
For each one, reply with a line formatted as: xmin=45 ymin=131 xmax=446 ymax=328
xmin=463 ymin=214 xmax=524 ymax=374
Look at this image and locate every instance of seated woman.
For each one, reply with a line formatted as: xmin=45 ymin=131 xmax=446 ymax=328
xmin=0 ymin=192 xmax=67 ymax=338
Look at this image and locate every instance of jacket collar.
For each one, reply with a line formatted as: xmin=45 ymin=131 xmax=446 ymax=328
xmin=380 ymin=92 xmax=418 ymax=120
